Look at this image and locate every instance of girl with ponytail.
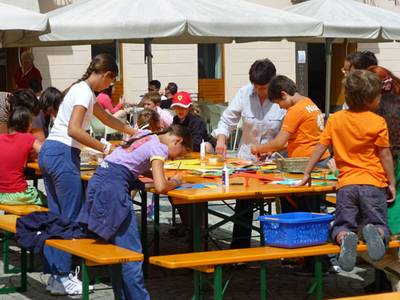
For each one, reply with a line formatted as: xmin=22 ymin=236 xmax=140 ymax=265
xmin=78 ymin=124 xmax=192 ymax=299
xmin=38 ymin=53 xmax=135 ymax=296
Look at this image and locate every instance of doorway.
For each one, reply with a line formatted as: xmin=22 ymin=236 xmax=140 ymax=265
xmin=198 ymin=44 xmax=225 ymax=103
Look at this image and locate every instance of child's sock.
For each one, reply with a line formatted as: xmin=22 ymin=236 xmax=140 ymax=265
xmin=337 ymin=231 xmax=358 ymax=272
xmin=362 ymin=224 xmax=386 ymax=261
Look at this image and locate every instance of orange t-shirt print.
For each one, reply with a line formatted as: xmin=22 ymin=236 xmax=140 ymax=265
xmin=282 ymin=98 xmax=329 ymax=159
xmin=319 ymin=110 xmax=390 ymax=188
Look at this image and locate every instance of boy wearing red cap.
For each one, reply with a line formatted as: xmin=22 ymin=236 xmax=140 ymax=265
xmin=171 ymin=91 xmax=214 ymax=152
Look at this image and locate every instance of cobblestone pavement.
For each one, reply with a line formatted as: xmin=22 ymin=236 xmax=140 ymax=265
xmin=0 ymin=181 xmax=382 ymax=299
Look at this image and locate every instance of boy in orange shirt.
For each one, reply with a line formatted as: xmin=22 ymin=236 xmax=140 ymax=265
xmin=251 ymin=75 xmax=330 ymax=213
xmin=298 ymin=70 xmax=395 ymax=272
xmin=251 ymin=75 xmax=329 ymax=161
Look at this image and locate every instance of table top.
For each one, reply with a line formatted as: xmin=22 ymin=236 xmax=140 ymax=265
xmin=27 ymin=155 xmax=336 ymax=204
xmin=332 ymin=292 xmax=400 ymax=300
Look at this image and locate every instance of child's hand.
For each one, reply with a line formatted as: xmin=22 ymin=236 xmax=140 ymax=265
xmin=387 ymin=184 xmax=396 ymax=203
xmin=215 ymin=139 xmax=227 ymax=159
xmin=169 ymin=174 xmax=182 ymax=187
xmin=295 ymin=173 xmax=311 ymax=187
xmin=251 ymin=144 xmax=260 ymax=155
xmin=327 ymin=158 xmax=337 ymax=174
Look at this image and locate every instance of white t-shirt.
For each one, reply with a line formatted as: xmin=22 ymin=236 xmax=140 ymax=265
xmin=48 ymin=81 xmax=96 ymax=149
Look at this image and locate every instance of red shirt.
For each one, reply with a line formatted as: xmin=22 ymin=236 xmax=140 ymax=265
xmin=14 ymin=65 xmax=43 ymax=90
xmin=0 ymin=132 xmax=35 ymax=193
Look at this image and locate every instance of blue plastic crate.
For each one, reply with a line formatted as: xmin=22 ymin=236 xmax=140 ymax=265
xmin=258 ymin=212 xmax=333 ymax=248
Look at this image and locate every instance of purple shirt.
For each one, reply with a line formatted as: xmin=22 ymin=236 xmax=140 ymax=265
xmin=105 ymin=131 xmax=168 ymax=176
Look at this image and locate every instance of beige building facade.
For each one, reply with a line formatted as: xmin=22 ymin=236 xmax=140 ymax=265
xmin=26 ymin=0 xmax=400 ymax=104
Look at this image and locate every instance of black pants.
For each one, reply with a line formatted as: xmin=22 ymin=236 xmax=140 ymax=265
xmin=230 ymin=199 xmax=255 ymax=249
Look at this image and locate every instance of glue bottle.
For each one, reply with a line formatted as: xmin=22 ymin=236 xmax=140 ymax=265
xmin=222 ymin=163 xmax=229 ymax=187
xmin=200 ymin=139 xmax=206 ymax=161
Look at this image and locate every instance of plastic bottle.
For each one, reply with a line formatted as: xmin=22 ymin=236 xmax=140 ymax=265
xmin=200 ymin=139 xmax=206 ymax=161
xmin=222 ymin=163 xmax=229 ymax=187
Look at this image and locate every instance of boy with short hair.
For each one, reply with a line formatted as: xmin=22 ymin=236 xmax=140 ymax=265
xmin=142 ymin=91 xmax=173 ymax=129
xmin=298 ymin=70 xmax=396 ymax=272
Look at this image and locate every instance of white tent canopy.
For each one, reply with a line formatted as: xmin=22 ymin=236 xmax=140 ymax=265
xmin=10 ymin=0 xmax=322 ymax=46
xmin=0 ymin=2 xmax=48 ymax=47
xmin=286 ymin=0 xmax=400 ymax=117
xmin=287 ymin=0 xmax=400 ymax=41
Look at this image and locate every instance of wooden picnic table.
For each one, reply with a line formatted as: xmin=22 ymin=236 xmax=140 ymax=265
xmin=332 ymin=292 xmax=400 ymax=299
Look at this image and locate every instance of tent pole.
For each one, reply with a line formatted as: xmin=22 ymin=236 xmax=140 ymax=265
xmin=324 ymin=38 xmax=333 ymax=120
xmin=144 ymin=38 xmax=153 ymax=83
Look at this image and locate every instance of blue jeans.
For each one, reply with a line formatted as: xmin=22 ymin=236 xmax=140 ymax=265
xmin=86 ymin=162 xmax=149 ymax=299
xmin=38 ymin=140 xmax=83 ymax=275
xmin=109 ymin=206 xmax=150 ymax=300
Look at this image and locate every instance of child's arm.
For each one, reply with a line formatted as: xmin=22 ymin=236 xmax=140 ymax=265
xmin=251 ymin=130 xmax=290 ymax=155
xmin=151 ymin=159 xmax=182 ymax=194
xmin=296 ymin=143 xmax=329 ymax=186
xmin=33 ymin=139 xmax=43 ymax=154
xmin=93 ymin=102 xmax=136 ymax=136
xmin=378 ymin=147 xmax=396 ymax=202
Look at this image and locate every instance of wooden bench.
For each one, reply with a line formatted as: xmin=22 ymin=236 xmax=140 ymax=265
xmin=0 ymin=215 xmax=143 ymax=300
xmin=0 ymin=214 xmax=28 ymax=293
xmin=150 ymin=240 xmax=400 ymax=300
xmin=332 ymin=291 xmax=400 ymax=299
xmin=0 ymin=204 xmax=48 ymax=274
xmin=0 ymin=204 xmax=48 ymax=215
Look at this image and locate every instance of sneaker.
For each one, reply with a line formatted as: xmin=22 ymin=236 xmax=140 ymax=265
xmin=362 ymin=224 xmax=386 ymax=261
xmin=50 ymin=267 xmax=93 ymax=296
xmin=338 ymin=232 xmax=358 ymax=272
xmin=50 ymin=274 xmax=83 ymax=296
xmin=46 ymin=275 xmax=55 ymax=292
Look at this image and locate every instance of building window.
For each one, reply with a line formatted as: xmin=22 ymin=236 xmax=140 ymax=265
xmin=91 ymin=41 xmax=121 ymax=80
xmin=198 ymin=44 xmax=222 ymax=79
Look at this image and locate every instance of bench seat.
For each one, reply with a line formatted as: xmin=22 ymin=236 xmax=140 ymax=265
xmin=150 ymin=240 xmax=400 ymax=300
xmin=0 ymin=204 xmax=48 ymax=216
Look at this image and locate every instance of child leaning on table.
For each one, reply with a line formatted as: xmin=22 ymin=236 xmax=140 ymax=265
xmin=0 ymin=107 xmax=44 ymax=205
xmin=77 ymin=124 xmax=192 ymax=300
xmin=297 ymin=70 xmax=396 ymax=272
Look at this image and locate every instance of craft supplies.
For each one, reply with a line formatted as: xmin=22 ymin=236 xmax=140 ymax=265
xmin=222 ymin=163 xmax=229 ymax=187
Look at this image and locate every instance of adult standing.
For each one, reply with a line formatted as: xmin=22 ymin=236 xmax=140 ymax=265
xmin=14 ymin=51 xmax=43 ymax=92
xmin=212 ymin=58 xmax=286 ymax=248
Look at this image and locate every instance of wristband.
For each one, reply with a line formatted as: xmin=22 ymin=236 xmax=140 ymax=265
xmin=100 ymin=138 xmax=112 ymax=155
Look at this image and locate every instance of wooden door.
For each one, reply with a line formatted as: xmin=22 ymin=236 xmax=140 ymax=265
xmin=198 ymin=44 xmax=225 ymax=103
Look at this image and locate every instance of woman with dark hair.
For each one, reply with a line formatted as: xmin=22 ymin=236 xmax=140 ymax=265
xmin=342 ymin=50 xmax=378 ymax=76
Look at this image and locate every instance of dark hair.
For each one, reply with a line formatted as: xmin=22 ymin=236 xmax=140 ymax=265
xmin=7 ymin=89 xmax=40 ymax=116
xmin=101 ymin=85 xmax=114 ymax=98
xmin=63 ymin=53 xmax=118 ymax=97
xmin=343 ymin=70 xmax=381 ymax=111
xmin=375 ymin=93 xmax=400 ymax=159
xmin=137 ymin=108 xmax=160 ymax=131
xmin=268 ymin=75 xmax=298 ymax=101
xmin=122 ymin=124 xmax=192 ymax=151
xmin=346 ymin=51 xmax=378 ymax=70
xmin=8 ymin=106 xmax=32 ymax=132
xmin=249 ymin=58 xmax=276 ymax=85
xmin=39 ymin=87 xmax=63 ymax=115
xmin=166 ymin=82 xmax=178 ymax=95
xmin=149 ymin=80 xmax=161 ymax=90
xmin=142 ymin=91 xmax=161 ymax=106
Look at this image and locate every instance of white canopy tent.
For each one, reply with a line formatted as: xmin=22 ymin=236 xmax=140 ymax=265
xmin=286 ymin=0 xmax=400 ymax=116
xmin=8 ymin=0 xmax=323 ymax=81
xmin=0 ymin=2 xmax=48 ymax=47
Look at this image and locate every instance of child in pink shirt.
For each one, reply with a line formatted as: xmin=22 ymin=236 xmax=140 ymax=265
xmin=142 ymin=91 xmax=173 ymax=129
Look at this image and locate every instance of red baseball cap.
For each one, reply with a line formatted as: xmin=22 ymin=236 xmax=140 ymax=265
xmin=171 ymin=91 xmax=192 ymax=108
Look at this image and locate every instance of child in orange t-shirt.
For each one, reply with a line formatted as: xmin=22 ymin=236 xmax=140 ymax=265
xmin=251 ymin=75 xmax=329 ymax=161
xmin=251 ymin=75 xmax=330 ymax=215
xmin=298 ymin=70 xmax=396 ymax=272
